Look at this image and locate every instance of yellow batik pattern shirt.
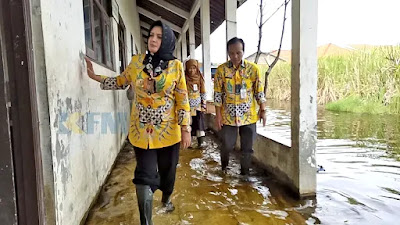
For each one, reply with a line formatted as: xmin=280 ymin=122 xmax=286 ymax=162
xmin=214 ymin=60 xmax=266 ymax=126
xmin=100 ymin=54 xmax=191 ymax=149
xmin=186 ymin=79 xmax=206 ymax=116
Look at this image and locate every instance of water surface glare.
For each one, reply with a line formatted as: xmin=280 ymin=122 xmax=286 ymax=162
xmin=257 ymin=100 xmax=400 ymax=225
xmin=86 ymin=100 xmax=400 ymax=225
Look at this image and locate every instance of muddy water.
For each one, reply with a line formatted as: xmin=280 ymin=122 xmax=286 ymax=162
xmin=86 ymin=100 xmax=400 ymax=225
xmin=85 ymin=140 xmax=311 ymax=225
xmin=258 ymin=100 xmax=400 ymax=225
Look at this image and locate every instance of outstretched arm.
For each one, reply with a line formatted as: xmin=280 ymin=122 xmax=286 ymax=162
xmin=85 ymin=57 xmax=103 ymax=82
xmin=85 ymin=56 xmax=131 ymax=90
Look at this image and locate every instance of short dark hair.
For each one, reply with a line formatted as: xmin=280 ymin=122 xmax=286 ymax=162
xmin=227 ymin=37 xmax=245 ymax=52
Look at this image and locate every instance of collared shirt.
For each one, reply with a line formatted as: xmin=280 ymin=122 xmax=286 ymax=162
xmin=100 ymin=54 xmax=191 ymax=149
xmin=186 ymin=79 xmax=206 ymax=116
xmin=214 ymin=59 xmax=266 ymax=126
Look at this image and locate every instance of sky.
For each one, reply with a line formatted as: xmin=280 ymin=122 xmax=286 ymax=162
xmin=194 ymin=0 xmax=400 ymax=63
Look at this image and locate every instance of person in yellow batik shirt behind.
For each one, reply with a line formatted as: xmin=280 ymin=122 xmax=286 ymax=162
xmin=185 ymin=59 xmax=207 ymax=148
xmin=85 ymin=21 xmax=191 ymax=225
xmin=214 ymin=37 xmax=267 ymax=176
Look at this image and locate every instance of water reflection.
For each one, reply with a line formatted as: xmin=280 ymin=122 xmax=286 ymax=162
xmin=85 ymin=100 xmax=400 ymax=225
xmin=259 ymin=100 xmax=400 ymax=225
xmin=86 ymin=136 xmax=315 ymax=224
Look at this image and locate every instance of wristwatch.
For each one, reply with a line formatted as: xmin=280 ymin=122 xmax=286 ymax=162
xmin=181 ymin=125 xmax=192 ymax=133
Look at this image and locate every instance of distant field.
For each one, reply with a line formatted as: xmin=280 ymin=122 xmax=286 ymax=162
xmin=260 ymin=46 xmax=400 ymax=114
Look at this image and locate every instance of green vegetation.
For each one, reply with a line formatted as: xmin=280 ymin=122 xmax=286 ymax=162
xmin=325 ymin=96 xmax=389 ymax=114
xmin=261 ymin=46 xmax=400 ymax=114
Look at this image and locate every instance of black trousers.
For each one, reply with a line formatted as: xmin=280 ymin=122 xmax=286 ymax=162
xmin=191 ymin=110 xmax=205 ymax=136
xmin=132 ymin=142 xmax=180 ymax=195
xmin=220 ymin=123 xmax=256 ymax=163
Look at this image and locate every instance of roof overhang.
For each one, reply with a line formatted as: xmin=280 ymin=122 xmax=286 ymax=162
xmin=137 ymin=0 xmax=247 ymax=47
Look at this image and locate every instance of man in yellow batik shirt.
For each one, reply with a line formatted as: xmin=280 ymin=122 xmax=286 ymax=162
xmin=214 ymin=37 xmax=267 ymax=175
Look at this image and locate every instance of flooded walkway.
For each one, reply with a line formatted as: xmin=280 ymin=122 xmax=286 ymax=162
xmin=85 ymin=136 xmax=313 ymax=225
xmin=85 ymin=100 xmax=400 ymax=225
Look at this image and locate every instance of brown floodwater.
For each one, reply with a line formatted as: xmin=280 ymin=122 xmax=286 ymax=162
xmin=85 ymin=139 xmax=310 ymax=225
xmin=85 ymin=100 xmax=400 ymax=225
xmin=258 ymin=100 xmax=400 ymax=225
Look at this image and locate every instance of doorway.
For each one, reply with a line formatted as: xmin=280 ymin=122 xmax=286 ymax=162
xmin=0 ymin=0 xmax=44 ymax=224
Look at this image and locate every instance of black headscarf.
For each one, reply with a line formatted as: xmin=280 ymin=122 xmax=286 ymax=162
xmin=143 ymin=21 xmax=176 ymax=77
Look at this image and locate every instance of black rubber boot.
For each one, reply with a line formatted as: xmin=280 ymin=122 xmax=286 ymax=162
xmin=240 ymin=153 xmax=252 ymax=175
xmin=161 ymin=193 xmax=175 ymax=212
xmin=188 ymin=137 xmax=194 ymax=148
xmin=221 ymin=151 xmax=229 ymax=172
xmin=136 ymin=185 xmax=154 ymax=225
xmin=198 ymin=136 xmax=204 ymax=148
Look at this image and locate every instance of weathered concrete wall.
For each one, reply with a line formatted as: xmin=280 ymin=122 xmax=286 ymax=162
xmin=291 ymin=0 xmax=318 ymax=196
xmin=38 ymin=0 xmax=141 ymax=224
xmin=119 ymin=0 xmax=142 ymax=57
xmin=252 ymin=133 xmax=297 ymax=193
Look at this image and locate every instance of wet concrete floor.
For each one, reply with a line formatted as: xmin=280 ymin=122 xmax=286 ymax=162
xmin=85 ymin=136 xmax=313 ymax=225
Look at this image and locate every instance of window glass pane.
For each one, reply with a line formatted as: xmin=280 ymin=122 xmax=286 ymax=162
xmin=83 ymin=0 xmax=92 ymax=49
xmin=101 ymin=0 xmax=110 ymax=12
xmin=104 ymin=20 xmax=112 ymax=66
xmin=118 ymin=23 xmax=125 ymax=71
xmin=93 ymin=4 xmax=103 ymax=63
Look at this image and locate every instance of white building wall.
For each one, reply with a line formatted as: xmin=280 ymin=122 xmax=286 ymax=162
xmin=119 ymin=0 xmax=142 ymax=58
xmin=39 ymin=0 xmax=141 ymax=224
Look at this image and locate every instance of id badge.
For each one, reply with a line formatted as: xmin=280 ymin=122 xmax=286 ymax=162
xmin=240 ymin=88 xmax=247 ymax=99
xmin=193 ymin=84 xmax=198 ymax=91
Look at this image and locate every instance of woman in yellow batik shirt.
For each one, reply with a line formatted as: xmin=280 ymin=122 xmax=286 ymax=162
xmin=185 ymin=59 xmax=207 ymax=148
xmin=85 ymin=21 xmax=191 ymax=225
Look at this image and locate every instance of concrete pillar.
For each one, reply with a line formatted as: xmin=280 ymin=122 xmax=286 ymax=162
xmin=176 ymin=41 xmax=182 ymax=61
xmin=291 ymin=0 xmax=318 ymax=197
xmin=182 ymin=31 xmax=187 ymax=61
xmin=225 ymin=0 xmax=237 ymax=42
xmin=201 ymin=0 xmax=212 ymax=100
xmin=189 ymin=18 xmax=196 ymax=59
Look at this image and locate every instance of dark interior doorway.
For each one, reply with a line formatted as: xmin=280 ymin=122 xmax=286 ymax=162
xmin=0 ymin=0 xmax=44 ymax=224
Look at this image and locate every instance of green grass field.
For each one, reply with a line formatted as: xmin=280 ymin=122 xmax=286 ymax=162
xmin=260 ymin=46 xmax=400 ymax=114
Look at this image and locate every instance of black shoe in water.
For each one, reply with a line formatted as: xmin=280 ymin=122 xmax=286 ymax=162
xmin=161 ymin=194 xmax=175 ymax=212
xmin=198 ymin=136 xmax=204 ymax=148
xmin=162 ymin=201 xmax=175 ymax=212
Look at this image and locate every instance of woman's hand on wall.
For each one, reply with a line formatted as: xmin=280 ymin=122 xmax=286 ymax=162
xmin=85 ymin=56 xmax=102 ymax=82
